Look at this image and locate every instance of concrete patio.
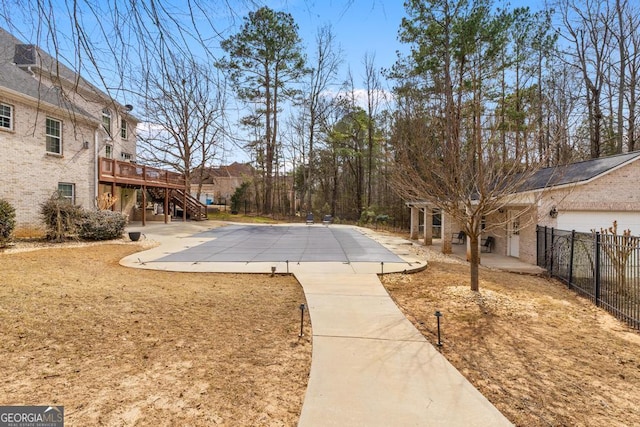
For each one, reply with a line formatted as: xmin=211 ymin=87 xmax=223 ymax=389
xmin=421 ymin=237 xmax=547 ymax=275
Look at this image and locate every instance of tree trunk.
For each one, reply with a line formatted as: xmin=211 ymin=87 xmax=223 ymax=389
xmin=469 ymin=233 xmax=480 ymax=292
xmin=616 ymin=0 xmax=626 ymax=154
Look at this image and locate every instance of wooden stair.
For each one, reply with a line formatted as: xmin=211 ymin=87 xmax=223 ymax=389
xmin=147 ymin=188 xmax=208 ymax=221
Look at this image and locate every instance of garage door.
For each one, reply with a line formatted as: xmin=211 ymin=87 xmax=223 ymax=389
xmin=557 ymin=211 xmax=640 ymax=234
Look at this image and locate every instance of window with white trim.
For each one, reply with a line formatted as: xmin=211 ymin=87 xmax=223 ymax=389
xmin=46 ymin=117 xmax=62 ymax=154
xmin=120 ymin=118 xmax=128 ymax=139
xmin=121 ymin=152 xmax=132 ymax=161
xmin=0 ymin=103 xmax=13 ymax=130
xmin=102 ymin=108 xmax=111 ymax=135
xmin=105 ymin=144 xmax=113 ymax=159
xmin=58 ymin=182 xmax=75 ymax=204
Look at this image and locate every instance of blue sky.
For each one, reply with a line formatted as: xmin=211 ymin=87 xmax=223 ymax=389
xmin=283 ymin=0 xmax=407 ymax=86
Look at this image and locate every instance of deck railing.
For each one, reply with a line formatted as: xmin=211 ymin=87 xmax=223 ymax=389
xmin=98 ymin=158 xmax=185 ymax=189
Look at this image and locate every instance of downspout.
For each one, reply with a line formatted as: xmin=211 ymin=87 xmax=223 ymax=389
xmin=94 ymin=128 xmax=99 ymax=203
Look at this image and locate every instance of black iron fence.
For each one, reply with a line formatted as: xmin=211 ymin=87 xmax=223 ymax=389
xmin=537 ymin=226 xmax=640 ymax=330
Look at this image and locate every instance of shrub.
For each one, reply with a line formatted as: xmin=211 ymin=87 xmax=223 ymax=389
xmin=40 ymin=192 xmax=84 ymax=241
xmin=375 ymin=214 xmax=390 ymax=224
xmin=359 ymin=207 xmax=377 ymax=225
xmin=0 ymin=198 xmax=16 ymax=247
xmin=79 ymin=210 xmax=127 ymax=241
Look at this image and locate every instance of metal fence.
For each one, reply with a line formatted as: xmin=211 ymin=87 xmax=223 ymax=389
xmin=537 ymin=226 xmax=640 ymax=330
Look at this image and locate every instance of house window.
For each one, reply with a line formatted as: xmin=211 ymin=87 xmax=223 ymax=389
xmin=58 ymin=182 xmax=75 ymax=204
xmin=105 ymin=144 xmax=113 ymax=159
xmin=46 ymin=117 xmax=62 ymax=154
xmin=120 ymin=118 xmax=128 ymax=139
xmin=102 ymin=109 xmax=111 ymax=135
xmin=0 ymin=103 xmax=13 ymax=130
xmin=121 ymin=152 xmax=132 ymax=161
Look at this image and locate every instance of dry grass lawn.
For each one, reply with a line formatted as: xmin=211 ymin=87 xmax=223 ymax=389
xmin=2 ymin=237 xmax=640 ymax=426
xmin=0 ymin=243 xmax=311 ymax=426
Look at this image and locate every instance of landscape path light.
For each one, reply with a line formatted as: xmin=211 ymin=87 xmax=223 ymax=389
xmin=299 ymin=303 xmax=306 ymax=337
xmin=435 ymin=310 xmax=443 ymax=347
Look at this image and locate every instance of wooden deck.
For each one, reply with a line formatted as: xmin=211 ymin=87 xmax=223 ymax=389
xmin=98 ymin=157 xmax=185 ymax=189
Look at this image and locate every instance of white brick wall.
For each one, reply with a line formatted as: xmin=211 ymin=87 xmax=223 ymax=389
xmin=0 ymin=94 xmax=98 ymax=232
xmin=0 ymin=80 xmax=138 ymax=233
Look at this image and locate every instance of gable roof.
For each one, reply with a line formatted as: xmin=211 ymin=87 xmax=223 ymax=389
xmin=518 ymin=151 xmax=640 ymax=193
xmin=193 ymin=162 xmax=254 ymax=184
xmin=0 ymin=27 xmax=112 ymax=122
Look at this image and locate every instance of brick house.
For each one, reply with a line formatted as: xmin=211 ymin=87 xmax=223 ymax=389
xmin=0 ymin=27 xmax=139 ymax=233
xmin=0 ymin=27 xmax=202 ymax=233
xmin=191 ymin=162 xmax=254 ymax=207
xmin=408 ymin=151 xmax=640 ymax=265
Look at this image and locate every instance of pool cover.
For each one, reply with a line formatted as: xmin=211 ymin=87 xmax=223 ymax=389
xmin=154 ymin=225 xmax=404 ymax=264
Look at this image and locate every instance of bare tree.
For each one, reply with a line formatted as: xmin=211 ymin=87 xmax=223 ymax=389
xmin=620 ymin=0 xmax=640 ymax=152
xmin=0 ymin=0 xmax=241 ymax=104
xmin=363 ymin=52 xmax=382 ymax=208
xmin=301 ymin=25 xmax=342 ymax=214
xmin=137 ymin=56 xmax=226 ymax=218
xmin=560 ymin=0 xmax=613 ymax=159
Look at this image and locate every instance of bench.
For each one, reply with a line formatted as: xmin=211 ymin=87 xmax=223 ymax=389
xmin=481 ymin=236 xmax=494 ymax=253
xmin=452 ymin=231 xmax=465 ymax=244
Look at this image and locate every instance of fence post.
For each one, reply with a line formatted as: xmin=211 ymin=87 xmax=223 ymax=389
xmin=550 ymin=227 xmax=555 ymax=275
xmin=544 ymin=226 xmax=548 ymax=268
xmin=536 ymin=225 xmax=540 ymax=266
xmin=568 ymin=230 xmax=576 ymax=286
xmin=595 ymin=232 xmax=601 ymax=307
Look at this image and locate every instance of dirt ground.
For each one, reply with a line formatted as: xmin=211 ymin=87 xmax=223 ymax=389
xmin=382 ymin=245 xmax=640 ymax=427
xmin=2 ymin=236 xmax=640 ymax=426
xmin=0 ymin=242 xmax=311 ymax=426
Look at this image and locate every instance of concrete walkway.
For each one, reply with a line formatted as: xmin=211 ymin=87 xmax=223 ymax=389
xmin=121 ymin=222 xmax=512 ymax=426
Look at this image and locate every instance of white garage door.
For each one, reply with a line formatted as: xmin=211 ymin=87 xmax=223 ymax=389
xmin=557 ymin=211 xmax=640 ymax=234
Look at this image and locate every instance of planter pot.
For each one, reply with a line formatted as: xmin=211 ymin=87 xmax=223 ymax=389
xmin=128 ymin=232 xmax=141 ymax=241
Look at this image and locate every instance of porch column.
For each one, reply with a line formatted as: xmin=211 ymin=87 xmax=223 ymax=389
xmin=410 ymin=205 xmax=419 ymax=240
xmin=441 ymin=211 xmax=453 ymax=254
xmin=423 ymin=207 xmax=433 ymax=246
xmin=164 ymin=188 xmax=169 ymax=224
xmin=110 ymin=182 xmax=116 ymax=211
xmin=142 ymin=186 xmax=147 ymax=227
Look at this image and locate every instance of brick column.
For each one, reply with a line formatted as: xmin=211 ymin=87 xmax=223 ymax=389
xmin=410 ymin=206 xmax=419 ymax=240
xmin=423 ymin=207 xmax=433 ymax=246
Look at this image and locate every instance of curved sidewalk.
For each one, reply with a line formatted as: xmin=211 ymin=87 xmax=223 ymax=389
xmin=121 ymin=222 xmax=512 ymax=426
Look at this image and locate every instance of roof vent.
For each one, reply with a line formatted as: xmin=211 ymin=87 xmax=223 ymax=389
xmin=14 ymin=44 xmax=37 ymax=66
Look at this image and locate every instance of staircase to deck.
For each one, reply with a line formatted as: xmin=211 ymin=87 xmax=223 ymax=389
xmin=147 ymin=188 xmax=208 ymax=221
